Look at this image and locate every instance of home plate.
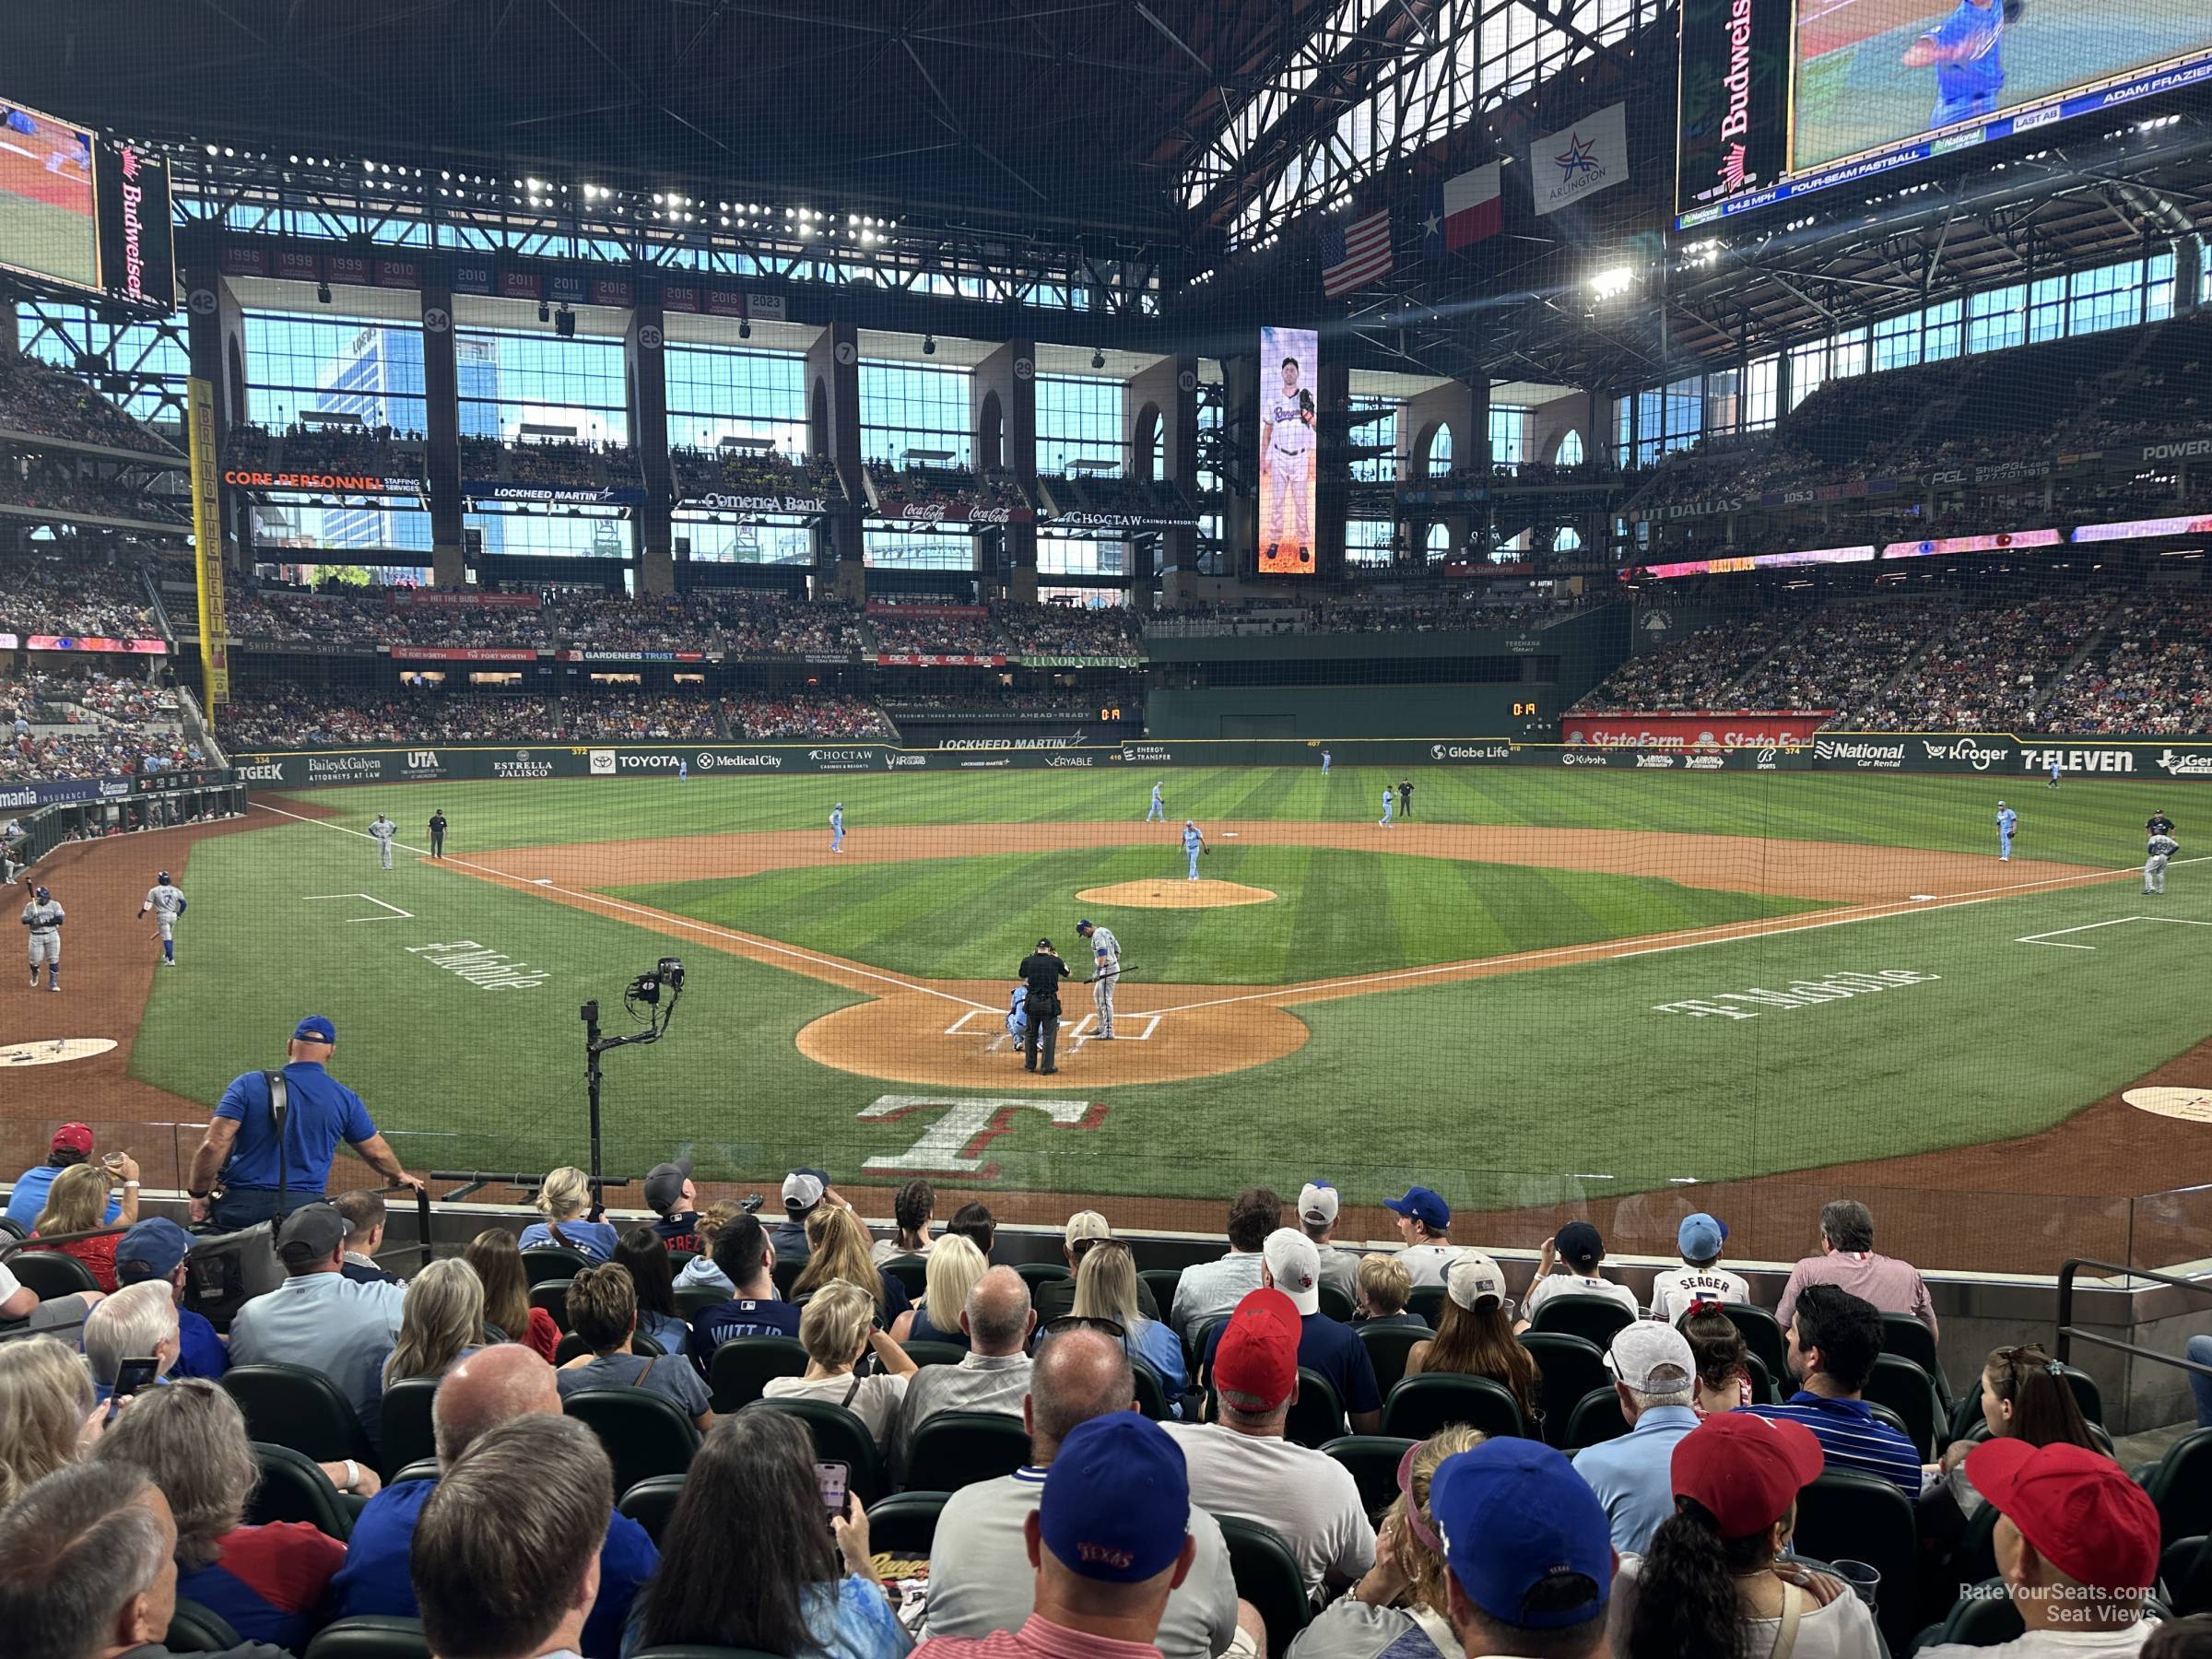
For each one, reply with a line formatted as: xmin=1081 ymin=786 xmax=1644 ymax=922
xmin=1 ymin=1038 xmax=118 ymax=1067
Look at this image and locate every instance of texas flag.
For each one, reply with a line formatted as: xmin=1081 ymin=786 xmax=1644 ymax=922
xmin=1436 ymin=163 xmax=1502 ymax=251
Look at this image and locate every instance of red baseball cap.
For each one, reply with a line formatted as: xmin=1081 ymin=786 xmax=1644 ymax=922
xmin=50 ymin=1123 xmax=94 ymax=1156
xmin=1213 ymin=1287 xmax=1300 ymax=1409
xmin=1670 ymin=1412 xmax=1825 ymax=1536
xmin=1964 ymin=1440 xmax=2159 ymax=1591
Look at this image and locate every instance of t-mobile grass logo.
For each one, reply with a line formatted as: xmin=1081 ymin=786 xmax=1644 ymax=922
xmin=857 ymin=1095 xmax=1105 ymax=1180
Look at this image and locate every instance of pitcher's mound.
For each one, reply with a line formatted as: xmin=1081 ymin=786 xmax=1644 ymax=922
xmin=1076 ymin=879 xmax=1278 ymax=910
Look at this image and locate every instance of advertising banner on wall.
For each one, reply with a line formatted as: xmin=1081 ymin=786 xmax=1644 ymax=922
xmin=1562 ymin=711 xmax=1832 ymax=747
xmin=1257 ymin=325 xmax=1318 ymax=575
xmin=185 ymin=378 xmax=229 ymax=706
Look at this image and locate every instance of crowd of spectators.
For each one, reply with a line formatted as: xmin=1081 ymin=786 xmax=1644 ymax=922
xmin=868 ymin=603 xmax=1000 ymax=656
xmin=0 ymin=462 xmax=180 ymax=526
xmin=721 ymin=690 xmax=895 ymax=739
xmin=865 ymin=461 xmax=1030 ymax=522
xmin=1 ymin=727 xmax=204 ymax=782
xmin=1731 ymin=599 xmax=1948 ymax=718
xmin=991 ymin=600 xmax=1141 ymax=657
xmin=217 ymin=688 xmax=561 ymax=748
xmin=1860 ymin=594 xmax=2083 ymax=732
xmin=0 ymin=559 xmax=161 ymax=641
xmin=1576 ymin=610 xmax=1804 ymax=712
xmin=555 ymin=593 xmax=721 ymax=653
xmin=2041 ymin=589 xmax=2212 ymax=734
xmin=561 ymin=689 xmax=722 ymax=740
xmin=223 ymin=423 xmax=427 ymax=480
xmin=670 ymin=443 xmax=846 ymax=502
xmin=878 ymin=688 xmax=1096 ymax=720
xmin=0 ymin=352 xmax=173 ymax=454
xmin=6 ymin=668 xmax=178 ymax=728
xmin=216 ymin=591 xmax=387 ymax=647
xmin=458 ymin=434 xmax=641 ymax=488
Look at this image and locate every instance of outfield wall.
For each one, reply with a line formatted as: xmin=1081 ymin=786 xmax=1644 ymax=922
xmin=220 ymin=729 xmax=2212 ymax=785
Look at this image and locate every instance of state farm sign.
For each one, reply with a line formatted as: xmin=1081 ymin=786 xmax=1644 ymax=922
xmin=1560 ymin=711 xmax=1830 ymax=748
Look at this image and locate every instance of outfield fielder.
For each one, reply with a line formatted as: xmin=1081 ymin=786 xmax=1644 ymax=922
xmin=22 ymin=884 xmax=62 ymax=991
xmin=2146 ymin=831 xmax=2180 ymax=896
xmin=138 ymin=872 xmax=186 ymax=968
xmin=1076 ymin=917 xmax=1121 ymax=1040
xmin=370 ymin=813 xmax=397 ymax=871
xmin=830 ymin=803 xmax=845 ymax=853
xmin=1182 ymin=819 xmax=1206 ymax=882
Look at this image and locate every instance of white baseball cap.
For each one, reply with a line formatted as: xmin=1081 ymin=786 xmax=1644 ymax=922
xmin=1065 ymin=1210 xmax=1111 ymax=1248
xmin=1262 ymin=1227 xmax=1322 ymax=1316
xmin=1445 ymin=1252 xmax=1509 ymax=1313
xmin=781 ymin=1171 xmax=826 ymax=1212
xmin=1298 ymin=1182 xmax=1340 ymax=1227
xmin=1606 ymin=1322 xmax=1696 ymax=1394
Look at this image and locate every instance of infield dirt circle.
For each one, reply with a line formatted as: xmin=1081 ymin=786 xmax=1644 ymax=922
xmin=1075 ymin=878 xmax=1278 ymax=909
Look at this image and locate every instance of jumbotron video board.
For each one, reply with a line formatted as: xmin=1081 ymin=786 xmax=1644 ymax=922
xmin=1677 ymin=0 xmax=2212 ymax=227
xmin=0 ymin=99 xmax=174 ymax=311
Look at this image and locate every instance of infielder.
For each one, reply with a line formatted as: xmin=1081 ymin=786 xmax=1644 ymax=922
xmin=830 ymin=803 xmax=845 ymax=853
xmin=1995 ymin=800 xmax=2017 ymax=861
xmin=1261 ymin=355 xmax=1315 ymax=563
xmin=1380 ymin=783 xmax=1396 ymax=828
xmin=138 ymin=872 xmax=186 ymax=967
xmin=370 ymin=813 xmax=397 ymax=871
xmin=22 ymin=884 xmax=62 ymax=991
xmin=1182 ymin=819 xmax=1206 ymax=881
xmin=1146 ymin=782 xmax=1165 ymax=822
xmin=2146 ymin=831 xmax=2180 ymax=896
xmin=1076 ymin=917 xmax=1121 ymax=1040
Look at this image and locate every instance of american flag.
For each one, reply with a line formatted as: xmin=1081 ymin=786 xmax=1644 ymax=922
xmin=1320 ymin=207 xmax=1393 ymax=297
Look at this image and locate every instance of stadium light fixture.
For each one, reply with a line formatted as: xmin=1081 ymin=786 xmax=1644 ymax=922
xmin=1091 ymin=349 xmax=1106 ymax=370
xmin=1589 ymin=266 xmax=1635 ymax=300
xmin=739 ymin=319 xmax=751 ymax=340
xmin=923 ymin=335 xmax=936 ymax=356
xmin=316 ymin=281 xmax=332 ymax=304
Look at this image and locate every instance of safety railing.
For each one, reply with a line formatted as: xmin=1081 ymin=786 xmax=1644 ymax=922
xmin=2054 ymin=1256 xmax=2212 ymax=1389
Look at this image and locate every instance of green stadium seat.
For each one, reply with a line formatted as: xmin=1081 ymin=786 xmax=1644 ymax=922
xmin=303 ymin=1618 xmax=431 ymax=1659
xmin=905 ymin=1410 xmax=1030 ymax=1491
xmin=1381 ymin=1372 xmax=1524 ymax=1440
xmin=1358 ymin=1324 xmax=1428 ymax=1396
xmin=221 ymin=1363 xmax=376 ymax=1466
xmin=705 ymin=1334 xmax=808 ymax=1413
xmin=1218 ymin=1515 xmax=1312 ymax=1659
xmin=617 ymin=1473 xmax=688 ymax=1546
xmin=1565 ymin=1386 xmax=1629 ymax=1450
xmin=1518 ymin=1330 xmax=1609 ymax=1449
xmin=744 ymin=1397 xmax=888 ymax=1504
xmin=1527 ymin=1291 xmax=1636 ymax=1348
xmin=376 ymin=1376 xmax=440 ymax=1479
xmin=521 ymin=1246 xmax=594 ymax=1286
xmin=246 ymin=1441 xmax=354 ymax=1541
xmin=1321 ymin=1433 xmax=1418 ymax=1523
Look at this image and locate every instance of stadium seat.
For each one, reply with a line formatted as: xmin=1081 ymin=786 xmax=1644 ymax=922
xmin=1518 ymin=1331 xmax=1610 ymax=1449
xmin=1745 ymin=1352 xmax=1782 ymax=1405
xmin=1878 ymin=1312 xmax=1950 ymax=1402
xmin=901 ymin=1339 xmax=967 ymax=1369
xmin=6 ymin=1250 xmax=100 ymax=1297
xmin=166 ymin=1598 xmax=245 ymax=1653
xmin=771 ymin=1258 xmax=804 ymax=1298
xmin=617 ymin=1473 xmax=688 ymax=1546
xmin=529 ymin=1279 xmax=572 ymax=1331
xmin=2141 ymin=1427 xmax=2212 ymax=1547
xmin=1406 ymin=1285 xmax=1447 ymax=1327
xmin=554 ymin=1331 xmax=666 ymax=1365
xmin=673 ymin=1284 xmax=728 ymax=1318
xmin=1317 ymin=1283 xmax=1356 ymax=1324
xmin=562 ymin=1388 xmax=700 ymax=1495
xmin=390 ymin=1459 xmax=441 ymax=1486
xmin=302 ymin=1618 xmax=431 ymax=1659
xmin=246 ymin=1441 xmax=354 ymax=1541
xmin=867 ymin=1489 xmax=950 ymax=1559
xmin=1286 ymin=1367 xmax=1347 ymax=1449
xmin=666 ymin=1250 xmax=700 ymax=1273
xmin=1358 ymin=1324 xmax=1428 ymax=1396
xmin=880 ymin=1254 xmax=928 ymax=1300
xmin=221 ymin=1363 xmax=376 ymax=1465
xmin=1682 ymin=1302 xmax=1790 ymax=1385
xmin=521 ymin=1246 xmax=594 ymax=1286
xmin=1131 ymin=1361 xmax=1171 ymax=1421
xmin=1865 ymin=1353 xmax=1945 ymax=1459
xmin=1322 ymin=1434 xmax=1418 ymax=1523
xmin=377 ymin=1377 xmax=440 ymax=1478
xmin=0 ymin=1217 xmax=26 ymax=1240
xmin=1922 ymin=1577 xmax=2025 ymax=1649
xmin=1013 ymin=1261 xmax=1070 ymax=1294
xmin=1217 ymin=1515 xmax=1312 ymax=1659
xmin=744 ymin=1397 xmax=888 ymax=1504
xmin=2162 ymin=1534 xmax=2212 ymax=1618
xmin=1792 ymin=1469 xmax=1919 ymax=1650
xmin=1137 ymin=1267 xmax=1182 ymax=1317
xmin=905 ymin=1411 xmax=1031 ymax=1492
xmin=1947 ymin=1361 xmax=2105 ymax=1441
xmin=1565 ymin=1387 xmax=1630 ymax=1451
xmin=1381 ymin=1372 xmax=1524 ymax=1441
xmin=705 ymin=1334 xmax=808 ymax=1413
xmin=1187 ymin=1315 xmax=1228 ymax=1375
xmin=1527 ymin=1292 xmax=1635 ymax=1348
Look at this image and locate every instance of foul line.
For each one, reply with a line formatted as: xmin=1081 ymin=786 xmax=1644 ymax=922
xmin=2018 ymin=915 xmax=2212 ymax=949
xmin=250 ymin=802 xmax=995 ymax=1012
xmin=303 ymin=892 xmax=414 ymax=921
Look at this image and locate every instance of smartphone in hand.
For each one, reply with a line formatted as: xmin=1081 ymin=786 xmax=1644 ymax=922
xmin=108 ymin=1355 xmax=160 ymax=1419
xmin=815 ymin=1461 xmax=850 ymax=1531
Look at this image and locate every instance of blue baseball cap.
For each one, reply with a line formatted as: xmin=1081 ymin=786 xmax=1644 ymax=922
xmin=293 ymin=1015 xmax=336 ymax=1043
xmin=115 ymin=1217 xmax=194 ymax=1282
xmin=1038 ymin=1411 xmax=1190 ymax=1583
xmin=1383 ymin=1185 xmax=1451 ymax=1231
xmin=1430 ymin=1440 xmax=1612 ymax=1629
xmin=1678 ymin=1212 xmax=1729 ymax=1260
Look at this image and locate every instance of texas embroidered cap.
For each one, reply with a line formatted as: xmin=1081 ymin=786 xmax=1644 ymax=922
xmin=1298 ymin=1181 xmax=1341 ymax=1227
xmin=1669 ymin=1411 xmax=1825 ymax=1536
xmin=1038 ymin=1412 xmax=1190 ymax=1583
xmin=1430 ymin=1439 xmax=1612 ymax=1628
xmin=1212 ymin=1287 xmax=1301 ymax=1408
xmin=1261 ymin=1227 xmax=1322 ymax=1316
xmin=1965 ymin=1439 xmax=2160 ymax=1591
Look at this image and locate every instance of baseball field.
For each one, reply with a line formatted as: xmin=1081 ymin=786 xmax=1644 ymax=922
xmin=14 ymin=761 xmax=2212 ymax=1273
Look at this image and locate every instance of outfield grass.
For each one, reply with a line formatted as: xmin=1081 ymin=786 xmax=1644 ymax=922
xmin=613 ymin=845 xmax=1829 ymax=984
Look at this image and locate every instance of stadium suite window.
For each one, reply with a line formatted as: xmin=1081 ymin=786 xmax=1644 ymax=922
xmin=864 ymin=529 xmax=971 ymax=571
xmin=666 ymin=344 xmax=806 ymax=451
xmin=455 ymin=328 xmax=629 ymax=444
xmin=1038 ymin=535 xmax=1126 ymax=577
xmin=1426 ymin=424 xmax=1453 ymax=477
xmin=1037 ymin=374 xmax=1125 ymax=476
xmin=861 ymin=359 xmax=971 ymax=467
xmin=1490 ymin=406 xmax=1529 ymax=468
xmin=677 ymin=519 xmax=814 ymax=565
xmin=241 ymin=312 xmax=428 ymax=432
xmin=1347 ymin=518 xmax=1394 ymax=568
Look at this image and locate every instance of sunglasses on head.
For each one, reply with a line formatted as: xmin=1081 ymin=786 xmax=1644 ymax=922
xmin=1039 ymin=1314 xmax=1127 ymax=1340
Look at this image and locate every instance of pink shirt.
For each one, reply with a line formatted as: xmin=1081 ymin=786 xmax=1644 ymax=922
xmin=1776 ymin=1251 xmax=1937 ymax=1337
xmin=915 ymin=1614 xmax=1164 ymax=1659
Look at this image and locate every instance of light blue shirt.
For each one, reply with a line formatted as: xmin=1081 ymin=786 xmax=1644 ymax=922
xmin=6 ymin=1164 xmax=122 ymax=1230
xmin=1997 ymin=807 xmax=2018 ymax=833
xmin=517 ymin=1218 xmax=620 ymax=1262
xmin=228 ymin=1270 xmax=407 ymax=1440
xmin=1571 ymin=1404 xmax=1700 ymax=1556
xmin=1182 ymin=826 xmax=1202 ymax=851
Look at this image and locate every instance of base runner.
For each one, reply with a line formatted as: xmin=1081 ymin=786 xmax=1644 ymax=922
xmin=1076 ymin=917 xmax=1121 ymax=1040
xmin=22 ymin=884 xmax=63 ymax=991
xmin=138 ymin=871 xmax=187 ymax=968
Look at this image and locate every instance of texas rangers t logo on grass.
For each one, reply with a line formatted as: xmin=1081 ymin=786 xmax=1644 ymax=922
xmin=858 ymin=1094 xmax=1105 ymax=1179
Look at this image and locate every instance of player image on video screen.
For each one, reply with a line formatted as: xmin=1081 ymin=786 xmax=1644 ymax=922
xmin=0 ymin=103 xmax=96 ymax=291
xmin=1257 ymin=325 xmax=1319 ymax=576
xmin=1790 ymin=0 xmax=2212 ymax=175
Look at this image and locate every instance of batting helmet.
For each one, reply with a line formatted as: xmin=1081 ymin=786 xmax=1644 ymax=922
xmin=157 ymin=871 xmax=170 ymax=884
xmin=34 ymin=886 xmax=50 ymax=900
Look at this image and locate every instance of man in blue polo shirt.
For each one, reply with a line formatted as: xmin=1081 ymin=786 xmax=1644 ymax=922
xmin=1744 ymin=1282 xmax=1923 ymax=1495
xmin=688 ymin=1210 xmax=801 ymax=1372
xmin=1201 ymin=1229 xmax=1382 ymax=1434
xmin=113 ymin=1217 xmax=227 ymax=1382
xmin=185 ymin=1015 xmax=424 ymax=1230
xmin=228 ymin=1205 xmax=406 ymax=1441
xmin=330 ymin=1344 xmax=656 ymax=1659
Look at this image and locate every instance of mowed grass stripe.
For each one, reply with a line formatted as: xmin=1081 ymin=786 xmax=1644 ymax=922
xmin=610 ymin=845 xmax=1829 ymax=985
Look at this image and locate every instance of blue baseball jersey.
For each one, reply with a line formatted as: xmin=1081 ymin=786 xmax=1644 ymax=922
xmin=1151 ymin=784 xmax=1163 ymax=805
xmin=1997 ymin=807 xmax=2018 ymax=834
xmin=830 ymin=808 xmax=843 ymax=830
xmin=1922 ymin=0 xmax=2005 ymax=120
xmin=1182 ymin=825 xmax=1203 ymax=852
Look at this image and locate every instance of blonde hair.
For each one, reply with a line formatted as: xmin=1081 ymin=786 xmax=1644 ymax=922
xmin=34 ymin=1163 xmax=112 ymax=1235
xmin=922 ymin=1233 xmax=987 ymax=1335
xmin=0 ymin=1335 xmax=95 ymax=1507
xmin=793 ymin=1206 xmax=884 ymax=1311
xmin=797 ymin=1279 xmax=874 ymax=1371
xmin=1358 ymin=1253 xmax=1411 ymax=1314
xmin=694 ymin=1200 xmax=744 ymax=1253
xmin=535 ymin=1167 xmax=591 ymax=1223
xmin=1071 ymin=1239 xmax=1140 ymax=1324
xmin=89 ymin=1378 xmax=259 ymax=1570
xmin=1383 ymin=1425 xmax=1486 ymax=1617
xmin=384 ymin=1258 xmax=487 ymax=1386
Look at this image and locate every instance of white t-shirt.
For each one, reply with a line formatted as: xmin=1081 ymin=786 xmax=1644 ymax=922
xmin=1163 ymin=1422 xmax=1375 ymax=1594
xmin=1522 ymin=1272 xmax=1641 ymax=1323
xmin=1650 ymin=1265 xmax=1752 ymax=1324
xmin=1610 ymin=1557 xmax=1884 ymax=1659
xmin=762 ymin=1370 xmax=909 ymax=1452
xmin=1394 ymin=1243 xmax=1466 ymax=1288
xmin=870 ymin=1238 xmax=930 ymax=1265
xmin=1265 ymin=393 xmax=1313 ymax=456
xmin=1915 ymin=1624 xmax=2162 ymax=1659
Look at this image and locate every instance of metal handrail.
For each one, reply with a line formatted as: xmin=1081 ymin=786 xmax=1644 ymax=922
xmin=2054 ymin=1256 xmax=2212 ymax=1380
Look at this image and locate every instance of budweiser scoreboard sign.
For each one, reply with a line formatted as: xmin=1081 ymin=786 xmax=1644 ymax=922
xmin=1676 ymin=0 xmax=1789 ymax=217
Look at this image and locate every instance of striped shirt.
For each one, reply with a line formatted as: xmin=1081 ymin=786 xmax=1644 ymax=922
xmin=1741 ymin=1393 xmax=1924 ymax=1495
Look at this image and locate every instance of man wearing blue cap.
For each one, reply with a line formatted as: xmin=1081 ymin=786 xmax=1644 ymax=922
xmin=912 ymin=1411 xmax=1200 ymax=1659
xmin=185 ymin=1016 xmax=424 ymax=1230
xmin=114 ymin=1217 xmax=227 ymax=1380
xmin=1384 ymin=1186 xmax=1465 ymax=1288
xmin=1650 ymin=1211 xmax=1749 ymax=1324
xmin=1429 ymin=1440 xmax=1616 ymax=1659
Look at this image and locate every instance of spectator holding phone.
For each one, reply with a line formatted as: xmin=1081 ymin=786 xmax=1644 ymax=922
xmin=763 ymin=1278 xmax=919 ymax=1453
